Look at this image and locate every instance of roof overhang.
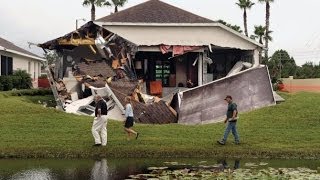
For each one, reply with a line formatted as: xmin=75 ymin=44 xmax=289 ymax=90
xmin=94 ymin=22 xmax=264 ymax=49
xmin=0 ymin=45 xmax=45 ymax=62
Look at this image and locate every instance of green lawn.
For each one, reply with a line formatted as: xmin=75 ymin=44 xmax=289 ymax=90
xmin=0 ymin=92 xmax=319 ymax=159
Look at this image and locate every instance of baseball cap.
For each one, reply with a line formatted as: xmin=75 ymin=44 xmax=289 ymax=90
xmin=224 ymin=95 xmax=232 ymax=100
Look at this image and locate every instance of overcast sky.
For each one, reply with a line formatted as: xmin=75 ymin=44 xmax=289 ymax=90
xmin=1 ymin=0 xmax=319 ymax=66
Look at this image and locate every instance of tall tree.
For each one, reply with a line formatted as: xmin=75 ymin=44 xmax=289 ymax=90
xmin=236 ymin=0 xmax=255 ymax=37
xmin=268 ymin=50 xmax=297 ymax=82
xmin=83 ymin=0 xmax=106 ymax=21
xmin=252 ymin=25 xmax=266 ymax=44
xmin=258 ymin=0 xmax=274 ymax=59
xmin=104 ymin=0 xmax=128 ymax=13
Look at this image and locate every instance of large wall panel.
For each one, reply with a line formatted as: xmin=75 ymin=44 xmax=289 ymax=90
xmin=178 ymin=66 xmax=275 ymax=125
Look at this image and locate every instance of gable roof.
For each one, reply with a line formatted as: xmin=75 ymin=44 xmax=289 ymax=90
xmin=96 ymin=0 xmax=214 ymax=24
xmin=0 ymin=37 xmax=44 ymax=61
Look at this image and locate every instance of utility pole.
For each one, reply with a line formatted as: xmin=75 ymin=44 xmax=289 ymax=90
xmin=279 ymin=52 xmax=282 ymax=79
xmin=76 ymin=18 xmax=86 ymax=30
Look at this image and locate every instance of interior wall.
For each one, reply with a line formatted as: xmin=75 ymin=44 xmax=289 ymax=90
xmin=204 ymin=49 xmax=254 ymax=82
xmin=176 ymin=58 xmax=187 ymax=87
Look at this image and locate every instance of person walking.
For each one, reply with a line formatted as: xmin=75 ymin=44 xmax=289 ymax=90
xmin=217 ymin=95 xmax=240 ymax=145
xmin=124 ymin=96 xmax=139 ymax=140
xmin=92 ymin=95 xmax=108 ymax=147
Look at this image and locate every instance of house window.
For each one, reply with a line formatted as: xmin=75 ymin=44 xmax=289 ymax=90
xmin=1 ymin=55 xmax=13 ymax=75
xmin=28 ymin=61 xmax=31 ymax=73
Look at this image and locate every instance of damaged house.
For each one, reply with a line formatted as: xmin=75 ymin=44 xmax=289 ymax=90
xmin=39 ymin=0 xmax=275 ymax=125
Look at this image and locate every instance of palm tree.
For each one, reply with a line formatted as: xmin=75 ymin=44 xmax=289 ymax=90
xmin=83 ymin=0 xmax=106 ymax=21
xmin=236 ymin=0 xmax=255 ymax=37
xmin=264 ymin=30 xmax=273 ymax=43
xmin=253 ymin=25 xmax=266 ymax=44
xmin=258 ymin=0 xmax=274 ymax=59
xmin=104 ymin=0 xmax=128 ymax=13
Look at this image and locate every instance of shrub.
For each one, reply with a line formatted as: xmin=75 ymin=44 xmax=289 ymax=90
xmin=0 ymin=70 xmax=32 ymax=91
xmin=13 ymin=70 xmax=32 ymax=89
xmin=9 ymin=89 xmax=53 ymax=96
xmin=0 ymin=76 xmax=21 ymax=91
xmin=39 ymin=74 xmax=48 ymax=78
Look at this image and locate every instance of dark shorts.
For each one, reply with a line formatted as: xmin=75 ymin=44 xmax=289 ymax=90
xmin=124 ymin=117 xmax=134 ymax=128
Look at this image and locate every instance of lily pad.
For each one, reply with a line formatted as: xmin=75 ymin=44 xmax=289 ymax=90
xmin=148 ymin=167 xmax=169 ymax=171
xmin=259 ymin=162 xmax=268 ymax=166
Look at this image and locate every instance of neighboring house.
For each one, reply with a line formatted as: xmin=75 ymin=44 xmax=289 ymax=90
xmin=0 ymin=37 xmax=45 ymax=88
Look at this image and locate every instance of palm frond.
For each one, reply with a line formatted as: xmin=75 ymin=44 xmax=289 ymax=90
xmin=82 ymin=0 xmax=91 ymax=6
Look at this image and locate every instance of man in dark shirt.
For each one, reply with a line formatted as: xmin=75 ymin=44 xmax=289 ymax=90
xmin=92 ymin=95 xmax=108 ymax=147
xmin=217 ymin=95 xmax=240 ymax=145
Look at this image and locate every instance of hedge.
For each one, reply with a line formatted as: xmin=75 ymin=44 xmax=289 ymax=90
xmin=8 ymin=89 xmax=53 ymax=96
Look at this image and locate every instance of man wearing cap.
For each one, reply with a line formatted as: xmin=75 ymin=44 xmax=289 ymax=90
xmin=217 ymin=95 xmax=240 ymax=145
xmin=92 ymin=95 xmax=108 ymax=147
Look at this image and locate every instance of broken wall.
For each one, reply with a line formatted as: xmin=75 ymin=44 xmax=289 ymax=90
xmin=178 ymin=66 xmax=275 ymax=125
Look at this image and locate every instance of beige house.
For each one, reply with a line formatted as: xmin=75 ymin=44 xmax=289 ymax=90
xmin=0 ymin=37 xmax=45 ymax=88
xmin=95 ymin=0 xmax=263 ymax=89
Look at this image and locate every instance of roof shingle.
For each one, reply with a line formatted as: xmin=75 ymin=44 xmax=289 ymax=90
xmin=96 ymin=0 xmax=214 ymax=24
xmin=0 ymin=37 xmax=39 ymax=58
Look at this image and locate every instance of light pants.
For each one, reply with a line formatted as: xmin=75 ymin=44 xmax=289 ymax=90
xmin=92 ymin=115 xmax=108 ymax=146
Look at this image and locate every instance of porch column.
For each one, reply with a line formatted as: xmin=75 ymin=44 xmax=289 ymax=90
xmin=198 ymin=53 xmax=203 ymax=86
xmin=253 ymin=48 xmax=260 ymax=67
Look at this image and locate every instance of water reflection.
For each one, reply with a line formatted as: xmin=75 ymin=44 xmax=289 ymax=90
xmin=218 ymin=159 xmax=240 ymax=170
xmin=90 ymin=159 xmax=108 ymax=180
xmin=0 ymin=158 xmax=318 ymax=180
xmin=9 ymin=169 xmax=54 ymax=180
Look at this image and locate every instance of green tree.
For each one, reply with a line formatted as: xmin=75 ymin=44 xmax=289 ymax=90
xmin=236 ymin=0 xmax=255 ymax=37
xmin=296 ymin=62 xmax=320 ymax=79
xmin=258 ymin=0 xmax=274 ymax=59
xmin=218 ymin=20 xmax=243 ymax=33
xmin=83 ymin=0 xmax=106 ymax=21
xmin=44 ymin=51 xmax=60 ymax=67
xmin=104 ymin=0 xmax=128 ymax=13
xmin=267 ymin=50 xmax=297 ymax=82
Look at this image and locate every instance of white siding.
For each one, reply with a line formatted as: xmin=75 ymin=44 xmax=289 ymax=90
xmin=0 ymin=50 xmax=42 ymax=88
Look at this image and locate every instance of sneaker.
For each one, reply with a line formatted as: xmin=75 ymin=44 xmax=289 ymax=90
xmin=217 ymin=140 xmax=225 ymax=145
xmin=136 ymin=133 xmax=140 ymax=140
xmin=93 ymin=144 xmax=102 ymax=147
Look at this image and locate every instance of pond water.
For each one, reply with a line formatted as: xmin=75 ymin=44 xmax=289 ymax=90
xmin=0 ymin=158 xmax=319 ymax=180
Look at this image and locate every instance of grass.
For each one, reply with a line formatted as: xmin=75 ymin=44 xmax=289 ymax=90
xmin=0 ymin=92 xmax=319 ymax=159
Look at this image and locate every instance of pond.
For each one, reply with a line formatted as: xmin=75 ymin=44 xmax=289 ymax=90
xmin=0 ymin=158 xmax=319 ymax=180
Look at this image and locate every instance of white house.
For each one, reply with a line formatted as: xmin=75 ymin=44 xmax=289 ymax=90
xmin=0 ymin=37 xmax=45 ymax=88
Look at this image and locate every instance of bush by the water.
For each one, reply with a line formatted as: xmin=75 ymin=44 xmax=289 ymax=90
xmin=0 ymin=70 xmax=32 ymax=91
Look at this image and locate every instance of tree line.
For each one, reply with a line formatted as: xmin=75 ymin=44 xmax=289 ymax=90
xmin=268 ymin=50 xmax=320 ymax=82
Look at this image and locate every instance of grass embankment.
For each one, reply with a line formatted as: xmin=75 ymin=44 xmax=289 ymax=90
xmin=0 ymin=92 xmax=319 ymax=159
